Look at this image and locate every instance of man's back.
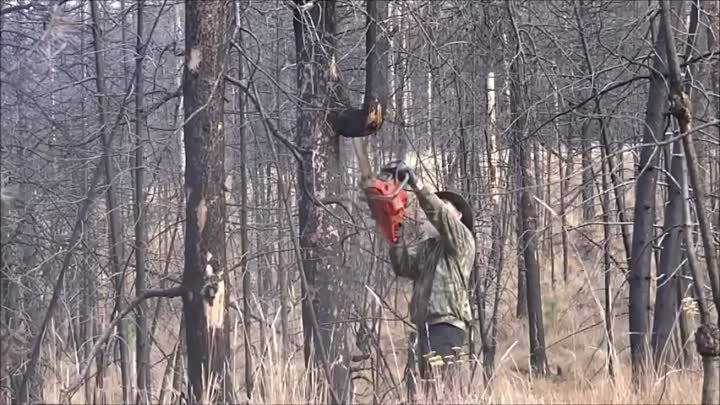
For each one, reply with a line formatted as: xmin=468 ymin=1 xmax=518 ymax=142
xmin=410 ymin=236 xmax=474 ymax=329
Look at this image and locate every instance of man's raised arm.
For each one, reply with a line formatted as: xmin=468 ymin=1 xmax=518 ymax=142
xmin=382 ymin=161 xmax=471 ymax=254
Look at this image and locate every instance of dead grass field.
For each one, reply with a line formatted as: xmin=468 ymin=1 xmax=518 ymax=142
xmin=36 ymin=148 xmax=710 ymax=404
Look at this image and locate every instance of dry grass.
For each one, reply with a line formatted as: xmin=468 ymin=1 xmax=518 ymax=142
xmin=33 ymin=149 xmax=709 ymax=404
xmin=41 ymin=250 xmax=706 ymax=404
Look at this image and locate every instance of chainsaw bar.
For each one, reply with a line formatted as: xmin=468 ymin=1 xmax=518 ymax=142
xmin=352 ymin=138 xmax=373 ymax=182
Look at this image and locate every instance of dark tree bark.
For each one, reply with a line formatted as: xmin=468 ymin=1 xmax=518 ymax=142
xmin=652 ymin=0 xmax=702 ymax=372
xmin=274 ymin=6 xmax=290 ymax=353
xmin=89 ymin=2 xmax=131 ymax=401
xmin=232 ymin=9 xmax=254 ymax=398
xmin=561 ymin=145 xmax=574 ymax=283
xmin=332 ymin=0 xmax=389 ymax=139
xmin=628 ymin=2 xmax=676 ymax=387
xmin=507 ymin=1 xmax=547 ymax=376
xmin=659 ymin=1 xmax=720 ymax=403
xmin=292 ymin=0 xmax=390 ymax=402
xmin=133 ymin=1 xmax=151 ymax=402
xmin=181 ymin=0 xmax=235 ymax=402
xmin=580 ymin=121 xmax=595 ymax=222
xmin=293 ymin=1 xmax=353 ymax=401
xmin=600 ymin=151 xmax=616 ymax=380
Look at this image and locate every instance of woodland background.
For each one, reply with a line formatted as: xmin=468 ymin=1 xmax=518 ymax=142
xmin=1 ymin=0 xmax=719 ymax=404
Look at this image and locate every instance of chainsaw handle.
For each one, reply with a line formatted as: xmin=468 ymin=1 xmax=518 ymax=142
xmin=368 ymin=172 xmax=410 ymax=201
xmin=379 ymin=166 xmax=410 ymax=184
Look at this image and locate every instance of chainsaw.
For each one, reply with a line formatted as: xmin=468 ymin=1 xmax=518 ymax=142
xmin=352 ymin=138 xmax=409 ymax=243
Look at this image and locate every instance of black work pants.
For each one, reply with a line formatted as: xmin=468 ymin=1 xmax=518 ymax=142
xmin=416 ymin=322 xmax=465 ymax=380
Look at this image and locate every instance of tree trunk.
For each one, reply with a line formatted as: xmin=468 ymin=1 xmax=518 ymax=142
xmin=562 ymin=145 xmax=573 ymax=283
xmin=89 ymin=2 xmax=131 ymax=401
xmin=580 ymin=121 xmax=595 ymax=221
xmin=133 ymin=1 xmax=151 ymax=402
xmin=77 ymin=6 xmax=94 ymax=401
xmin=600 ymin=152 xmax=616 ymax=380
xmin=254 ymin=166 xmax=267 ymax=400
xmin=628 ymin=3 xmax=676 ymax=386
xmin=507 ymin=2 xmax=547 ymax=374
xmin=545 ymin=147 xmax=555 ymax=289
xmin=659 ymin=2 xmax=720 ymax=402
xmin=676 ymin=263 xmax=692 ymax=368
xmin=556 ymin=113 xmax=569 ymax=285
xmin=510 ymin=89 xmax=547 ymax=376
xmin=170 ymin=315 xmax=186 ymax=405
xmin=294 ymin=1 xmax=352 ymax=402
xmin=272 ymin=1 xmax=290 ymax=355
xmin=652 ymin=138 xmax=685 ymax=370
xmin=181 ymin=0 xmax=235 ymax=402
xmin=233 ymin=14 xmax=254 ymax=399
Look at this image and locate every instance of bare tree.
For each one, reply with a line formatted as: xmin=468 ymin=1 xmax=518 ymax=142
xmin=659 ymin=1 xmax=720 ymax=403
xmin=652 ymin=0 xmax=702 ymax=373
xmin=89 ymin=2 xmax=131 ymax=400
xmin=2 ymin=0 xmax=720 ymax=403
xmin=133 ymin=1 xmax=151 ymax=402
xmin=181 ymin=0 xmax=234 ymax=402
xmin=292 ymin=1 xmax=353 ymax=401
xmin=628 ymin=0 xmax=678 ymax=387
xmin=506 ymin=1 xmax=547 ymax=376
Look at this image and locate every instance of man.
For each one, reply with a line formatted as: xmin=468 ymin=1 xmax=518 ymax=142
xmin=382 ymin=161 xmax=475 ymax=384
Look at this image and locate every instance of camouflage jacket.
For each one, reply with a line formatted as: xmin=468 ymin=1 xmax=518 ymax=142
xmin=389 ymin=185 xmax=475 ymax=331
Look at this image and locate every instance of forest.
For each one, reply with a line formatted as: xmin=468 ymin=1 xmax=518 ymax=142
xmin=1 ymin=0 xmax=719 ymax=404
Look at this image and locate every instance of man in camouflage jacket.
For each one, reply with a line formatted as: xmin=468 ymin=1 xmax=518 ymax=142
xmin=383 ymin=161 xmax=475 ymax=381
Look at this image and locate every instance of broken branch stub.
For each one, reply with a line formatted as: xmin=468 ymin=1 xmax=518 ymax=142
xmin=696 ymin=324 xmax=720 ymax=358
xmin=332 ymin=0 xmax=389 ymax=139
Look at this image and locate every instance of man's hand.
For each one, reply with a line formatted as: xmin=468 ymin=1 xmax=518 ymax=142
xmin=381 ymin=160 xmax=418 ymax=189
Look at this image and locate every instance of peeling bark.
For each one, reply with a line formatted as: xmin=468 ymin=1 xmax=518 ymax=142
xmin=181 ymin=0 xmax=234 ymax=402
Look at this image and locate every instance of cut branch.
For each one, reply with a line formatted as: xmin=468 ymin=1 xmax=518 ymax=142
xmin=332 ymin=0 xmax=390 ymax=139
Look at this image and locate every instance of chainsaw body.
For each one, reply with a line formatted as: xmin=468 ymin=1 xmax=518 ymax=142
xmin=365 ymin=172 xmax=407 ymax=243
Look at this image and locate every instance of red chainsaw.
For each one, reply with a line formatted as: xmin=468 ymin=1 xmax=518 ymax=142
xmin=352 ymin=138 xmax=409 ymax=243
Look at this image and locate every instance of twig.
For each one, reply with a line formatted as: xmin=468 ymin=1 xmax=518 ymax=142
xmin=224 ymin=74 xmax=310 ymax=161
xmin=62 ymin=287 xmax=184 ymax=402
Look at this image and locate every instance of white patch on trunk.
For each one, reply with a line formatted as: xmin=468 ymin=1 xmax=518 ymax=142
xmin=205 ymin=281 xmax=224 ymax=328
xmin=197 ymin=198 xmax=207 ymax=232
xmin=329 ymin=54 xmax=338 ymax=80
xmin=188 ymin=48 xmax=202 ymax=72
xmin=299 ymin=1 xmax=315 ymax=12
xmin=205 ymin=252 xmax=214 ymax=275
xmin=203 ymin=251 xmax=225 ymax=329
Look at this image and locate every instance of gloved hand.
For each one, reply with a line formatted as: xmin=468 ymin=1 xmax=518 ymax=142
xmin=380 ymin=160 xmax=417 ymax=189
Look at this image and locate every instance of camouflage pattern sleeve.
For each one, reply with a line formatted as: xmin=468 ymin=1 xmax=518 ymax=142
xmin=415 ymin=184 xmax=472 ymax=254
xmin=389 ymin=242 xmax=419 ymax=280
